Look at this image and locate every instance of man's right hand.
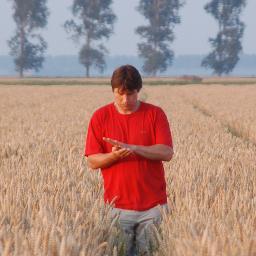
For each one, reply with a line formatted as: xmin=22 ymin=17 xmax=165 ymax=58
xmin=87 ymin=146 xmax=133 ymax=170
xmin=111 ymin=146 xmax=133 ymax=160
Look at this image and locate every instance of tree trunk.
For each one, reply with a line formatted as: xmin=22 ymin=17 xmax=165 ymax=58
xmin=152 ymin=0 xmax=160 ymax=77
xmin=85 ymin=32 xmax=90 ymax=77
xmin=19 ymin=25 xmax=25 ymax=78
xmin=86 ymin=65 xmax=89 ymax=77
xmin=19 ymin=68 xmax=23 ymax=78
xmin=218 ymin=20 xmax=223 ymax=77
xmin=153 ymin=0 xmax=159 ymax=51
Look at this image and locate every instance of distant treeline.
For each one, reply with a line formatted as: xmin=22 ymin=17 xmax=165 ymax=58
xmin=6 ymin=0 xmax=247 ymax=77
xmin=1 ymin=54 xmax=255 ymax=77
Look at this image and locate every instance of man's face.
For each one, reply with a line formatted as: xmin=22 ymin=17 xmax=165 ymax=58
xmin=113 ymin=88 xmax=139 ymax=112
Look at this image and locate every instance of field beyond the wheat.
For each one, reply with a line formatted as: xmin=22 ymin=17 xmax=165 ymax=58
xmin=0 ymin=83 xmax=255 ymax=255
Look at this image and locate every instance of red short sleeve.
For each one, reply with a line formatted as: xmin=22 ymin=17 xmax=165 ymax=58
xmin=155 ymin=108 xmax=173 ymax=147
xmin=84 ymin=113 xmax=104 ymax=156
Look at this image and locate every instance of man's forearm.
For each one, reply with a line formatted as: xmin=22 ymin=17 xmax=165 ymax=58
xmin=132 ymin=144 xmax=173 ymax=161
xmin=87 ymin=147 xmax=133 ymax=170
xmin=102 ymin=138 xmax=173 ymax=162
xmin=87 ymin=153 xmax=118 ymax=170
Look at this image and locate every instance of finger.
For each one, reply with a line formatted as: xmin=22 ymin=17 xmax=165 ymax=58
xmin=116 ymin=148 xmax=126 ymax=154
xmin=112 ymin=148 xmax=126 ymax=158
xmin=104 ymin=137 xmax=128 ymax=150
xmin=122 ymin=151 xmax=132 ymax=158
xmin=119 ymin=148 xmax=132 ymax=158
xmin=114 ymin=148 xmax=126 ymax=156
xmin=103 ymin=137 xmax=120 ymax=146
xmin=112 ymin=146 xmax=121 ymax=152
xmin=103 ymin=137 xmax=112 ymax=143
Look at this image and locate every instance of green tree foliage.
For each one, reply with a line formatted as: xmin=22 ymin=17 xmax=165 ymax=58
xmin=202 ymin=0 xmax=246 ymax=76
xmin=136 ymin=0 xmax=183 ymax=76
xmin=64 ymin=0 xmax=116 ymax=77
xmin=8 ymin=0 xmax=49 ymax=77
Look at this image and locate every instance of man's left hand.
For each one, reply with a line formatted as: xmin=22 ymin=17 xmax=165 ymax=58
xmin=103 ymin=137 xmax=136 ymax=151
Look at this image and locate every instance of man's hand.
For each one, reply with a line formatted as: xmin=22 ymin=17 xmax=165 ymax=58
xmin=103 ymin=137 xmax=136 ymax=151
xmin=111 ymin=145 xmax=133 ymax=160
xmin=103 ymin=137 xmax=173 ymax=162
xmin=87 ymin=142 xmax=133 ymax=170
xmin=88 ymin=137 xmax=173 ymax=170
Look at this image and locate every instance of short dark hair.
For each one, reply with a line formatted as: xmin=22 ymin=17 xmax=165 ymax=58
xmin=111 ymin=65 xmax=142 ymax=92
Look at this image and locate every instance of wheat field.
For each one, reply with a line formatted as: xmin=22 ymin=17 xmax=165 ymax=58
xmin=0 ymin=83 xmax=255 ymax=255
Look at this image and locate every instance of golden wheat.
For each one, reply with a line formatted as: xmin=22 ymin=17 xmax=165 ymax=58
xmin=0 ymin=84 xmax=255 ymax=255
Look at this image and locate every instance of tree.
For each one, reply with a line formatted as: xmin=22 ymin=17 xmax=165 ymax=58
xmin=202 ymin=0 xmax=246 ymax=76
xmin=64 ymin=0 xmax=116 ymax=77
xmin=8 ymin=0 xmax=49 ymax=77
xmin=136 ymin=0 xmax=183 ymax=76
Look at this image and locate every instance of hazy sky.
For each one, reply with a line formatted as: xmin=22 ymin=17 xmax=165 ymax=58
xmin=0 ymin=0 xmax=255 ymax=56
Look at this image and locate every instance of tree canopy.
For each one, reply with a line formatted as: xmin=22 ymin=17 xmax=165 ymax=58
xmin=136 ymin=0 xmax=183 ymax=76
xmin=202 ymin=0 xmax=246 ymax=76
xmin=8 ymin=0 xmax=49 ymax=77
xmin=64 ymin=0 xmax=116 ymax=77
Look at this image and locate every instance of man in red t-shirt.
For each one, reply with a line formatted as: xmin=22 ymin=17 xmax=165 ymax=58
xmin=85 ymin=65 xmax=173 ymax=255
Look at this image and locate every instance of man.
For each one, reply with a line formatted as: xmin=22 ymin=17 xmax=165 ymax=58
xmin=85 ymin=65 xmax=173 ymax=255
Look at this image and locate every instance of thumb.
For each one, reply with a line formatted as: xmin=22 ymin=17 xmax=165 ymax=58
xmin=112 ymin=146 xmax=120 ymax=152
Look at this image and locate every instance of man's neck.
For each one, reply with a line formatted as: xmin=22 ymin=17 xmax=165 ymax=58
xmin=114 ymin=101 xmax=141 ymax=114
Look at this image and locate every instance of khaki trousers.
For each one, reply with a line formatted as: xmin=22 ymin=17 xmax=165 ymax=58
xmin=111 ymin=204 xmax=169 ymax=256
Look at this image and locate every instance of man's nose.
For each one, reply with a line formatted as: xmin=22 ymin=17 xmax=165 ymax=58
xmin=122 ymin=95 xmax=128 ymax=103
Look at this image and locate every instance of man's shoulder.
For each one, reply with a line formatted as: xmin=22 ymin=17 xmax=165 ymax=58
xmin=141 ymin=102 xmax=168 ymax=122
xmin=141 ymin=102 xmax=164 ymax=113
xmin=92 ymin=103 xmax=113 ymax=118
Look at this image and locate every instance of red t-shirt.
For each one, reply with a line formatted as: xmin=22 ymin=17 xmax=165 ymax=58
xmin=85 ymin=101 xmax=173 ymax=211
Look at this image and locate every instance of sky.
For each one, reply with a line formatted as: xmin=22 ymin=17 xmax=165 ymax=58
xmin=0 ymin=0 xmax=255 ymax=56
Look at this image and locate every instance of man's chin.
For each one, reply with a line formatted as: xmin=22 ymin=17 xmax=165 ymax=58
xmin=122 ymin=106 xmax=133 ymax=110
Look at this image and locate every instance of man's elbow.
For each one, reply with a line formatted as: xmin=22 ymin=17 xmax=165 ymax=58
xmin=165 ymin=153 xmax=173 ymax=161
xmin=87 ymin=157 xmax=99 ymax=170
xmin=88 ymin=163 xmax=98 ymax=170
xmin=164 ymin=148 xmax=174 ymax=162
